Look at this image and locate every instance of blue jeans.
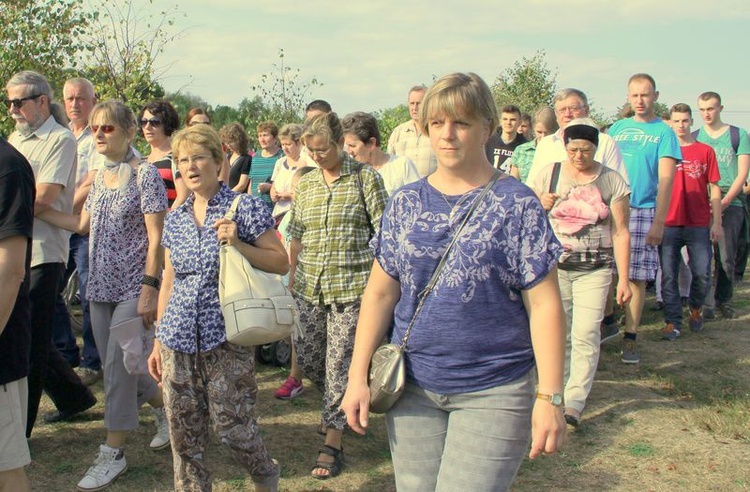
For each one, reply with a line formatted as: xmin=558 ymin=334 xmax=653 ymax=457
xmin=385 ymin=372 xmax=534 ymax=492
xmin=660 ymin=226 xmax=712 ymax=326
xmin=52 ymin=234 xmax=100 ymax=370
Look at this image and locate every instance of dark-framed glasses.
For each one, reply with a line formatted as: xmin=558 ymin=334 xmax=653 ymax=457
xmin=3 ymin=93 xmax=43 ymax=109
xmin=140 ymin=118 xmax=163 ymax=127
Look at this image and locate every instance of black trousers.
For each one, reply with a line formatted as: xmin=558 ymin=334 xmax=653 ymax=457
xmin=26 ymin=263 xmax=94 ymax=438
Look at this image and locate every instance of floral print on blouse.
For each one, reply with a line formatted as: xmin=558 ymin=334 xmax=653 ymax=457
xmin=158 ymin=184 xmax=274 ymax=354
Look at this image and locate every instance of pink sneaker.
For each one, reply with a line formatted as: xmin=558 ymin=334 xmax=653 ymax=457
xmin=274 ymin=376 xmax=304 ymax=400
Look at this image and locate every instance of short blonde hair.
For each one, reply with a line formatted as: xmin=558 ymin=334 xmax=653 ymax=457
xmin=419 ymin=73 xmax=498 ymax=135
xmin=171 ymin=124 xmax=224 ymax=168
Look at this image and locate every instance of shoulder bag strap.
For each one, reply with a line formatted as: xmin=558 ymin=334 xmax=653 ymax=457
xmin=354 ymin=163 xmax=375 ymax=238
xmin=548 ymin=161 xmax=562 ymax=194
xmin=399 ymin=170 xmax=504 ymax=347
xmin=224 ymin=194 xmax=242 ymax=221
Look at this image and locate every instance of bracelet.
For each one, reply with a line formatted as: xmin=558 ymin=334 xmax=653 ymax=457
xmin=141 ymin=274 xmax=160 ymax=290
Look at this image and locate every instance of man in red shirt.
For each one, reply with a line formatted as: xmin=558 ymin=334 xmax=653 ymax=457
xmin=660 ymin=103 xmax=723 ymax=339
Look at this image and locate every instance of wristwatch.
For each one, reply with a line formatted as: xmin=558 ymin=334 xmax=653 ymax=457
xmin=536 ymin=392 xmax=564 ymax=407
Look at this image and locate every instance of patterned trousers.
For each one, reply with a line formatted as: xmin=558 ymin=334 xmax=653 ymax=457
xmin=294 ymin=299 xmax=360 ymax=430
xmin=160 ymin=342 xmax=278 ymax=491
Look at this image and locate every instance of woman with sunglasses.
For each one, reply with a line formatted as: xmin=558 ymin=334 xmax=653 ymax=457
xmin=287 ymin=112 xmax=388 ymax=479
xmin=37 ymin=100 xmax=170 ymax=492
xmin=138 ymin=100 xmax=188 ymax=208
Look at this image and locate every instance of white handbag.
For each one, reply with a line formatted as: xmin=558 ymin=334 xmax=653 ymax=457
xmin=219 ymin=195 xmax=299 ymax=346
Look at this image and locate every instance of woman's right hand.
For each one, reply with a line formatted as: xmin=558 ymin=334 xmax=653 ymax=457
xmin=539 ymin=192 xmax=558 ymax=211
xmin=148 ymin=340 xmax=162 ymax=386
xmin=341 ymin=381 xmax=371 ymax=435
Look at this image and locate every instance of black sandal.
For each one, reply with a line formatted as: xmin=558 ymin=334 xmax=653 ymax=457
xmin=311 ymin=444 xmax=343 ymax=480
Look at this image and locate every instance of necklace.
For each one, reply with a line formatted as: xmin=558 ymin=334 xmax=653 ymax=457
xmin=440 ymin=190 xmax=474 ymax=229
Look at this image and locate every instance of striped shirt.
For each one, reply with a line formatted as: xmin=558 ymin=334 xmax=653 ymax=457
xmin=288 ymin=153 xmax=388 ymax=304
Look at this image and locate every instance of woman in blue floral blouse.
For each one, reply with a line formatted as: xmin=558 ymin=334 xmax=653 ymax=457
xmin=147 ymin=124 xmax=288 ymax=492
xmin=341 ymin=73 xmax=567 ymax=492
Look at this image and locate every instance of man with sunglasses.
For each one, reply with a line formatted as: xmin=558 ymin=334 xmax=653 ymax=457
xmin=5 ymin=70 xmax=96 ymax=438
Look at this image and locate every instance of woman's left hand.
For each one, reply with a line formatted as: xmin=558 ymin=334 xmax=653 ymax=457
xmin=138 ymin=285 xmax=158 ymax=328
xmin=213 ymin=218 xmax=239 ymax=246
xmin=529 ymin=399 xmax=566 ymax=459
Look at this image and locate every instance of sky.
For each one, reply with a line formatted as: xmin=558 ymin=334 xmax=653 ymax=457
xmin=148 ymin=0 xmax=750 ymax=128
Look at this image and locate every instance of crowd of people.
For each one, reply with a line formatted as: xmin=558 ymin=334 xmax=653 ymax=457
xmin=0 ymin=66 xmax=748 ymax=492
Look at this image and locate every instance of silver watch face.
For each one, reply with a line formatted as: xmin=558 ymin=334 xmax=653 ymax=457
xmin=550 ymin=393 xmax=563 ymax=406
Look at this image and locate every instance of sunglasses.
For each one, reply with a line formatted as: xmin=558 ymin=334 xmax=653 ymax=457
xmin=140 ymin=118 xmax=163 ymax=127
xmin=91 ymin=124 xmax=116 ymax=134
xmin=3 ymin=93 xmax=43 ymax=109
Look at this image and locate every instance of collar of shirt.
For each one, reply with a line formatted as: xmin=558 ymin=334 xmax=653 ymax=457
xmin=20 ymin=115 xmax=59 ymax=142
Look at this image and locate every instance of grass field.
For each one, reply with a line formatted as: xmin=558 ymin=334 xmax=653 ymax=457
xmin=28 ymin=286 xmax=750 ymax=491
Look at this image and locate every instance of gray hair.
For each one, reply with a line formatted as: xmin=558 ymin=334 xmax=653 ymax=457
xmin=6 ymin=70 xmax=68 ymax=126
xmin=64 ymin=77 xmax=96 ymax=99
xmin=552 ymin=88 xmax=589 ymax=107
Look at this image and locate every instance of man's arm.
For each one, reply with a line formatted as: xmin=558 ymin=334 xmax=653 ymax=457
xmin=647 ymin=156 xmax=677 ymax=245
xmin=35 ymin=183 xmax=64 ymax=215
xmin=721 ymin=154 xmax=750 ymax=209
xmin=709 ymin=182 xmax=724 ymax=242
xmin=0 ymin=236 xmax=28 ymax=335
xmin=73 ymin=170 xmax=97 ymax=213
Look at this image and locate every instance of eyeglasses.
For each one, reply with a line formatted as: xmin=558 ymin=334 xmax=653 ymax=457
xmin=555 ymin=105 xmax=585 ymax=115
xmin=176 ymin=154 xmax=210 ymax=166
xmin=3 ymin=93 xmax=43 ymax=109
xmin=307 ymin=146 xmax=333 ymax=158
xmin=91 ymin=124 xmax=116 ymax=134
xmin=140 ymin=118 xmax=163 ymax=127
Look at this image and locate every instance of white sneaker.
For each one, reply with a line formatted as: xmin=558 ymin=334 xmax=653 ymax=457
xmin=150 ymin=407 xmax=171 ymax=450
xmin=77 ymin=444 xmax=127 ymax=491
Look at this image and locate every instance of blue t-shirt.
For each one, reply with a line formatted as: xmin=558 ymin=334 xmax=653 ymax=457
xmin=696 ymin=126 xmax=750 ymax=207
xmin=372 ymin=177 xmax=562 ymax=394
xmin=249 ymin=148 xmax=283 ymax=209
xmin=608 ymin=117 xmax=682 ymax=208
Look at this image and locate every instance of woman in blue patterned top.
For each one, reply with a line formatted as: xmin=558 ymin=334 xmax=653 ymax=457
xmin=341 ymin=73 xmax=567 ymax=492
xmin=147 ymin=124 xmax=288 ymax=492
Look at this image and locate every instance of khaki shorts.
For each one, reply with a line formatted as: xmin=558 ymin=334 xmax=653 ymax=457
xmin=0 ymin=378 xmax=30 ymax=472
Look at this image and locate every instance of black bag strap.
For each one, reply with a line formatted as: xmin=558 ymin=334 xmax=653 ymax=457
xmin=548 ymin=161 xmax=562 ymax=194
xmin=399 ymin=171 xmax=505 ymax=347
xmin=353 ymin=163 xmax=375 ymax=239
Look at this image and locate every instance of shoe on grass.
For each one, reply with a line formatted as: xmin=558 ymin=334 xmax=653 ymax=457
xmin=75 ymin=367 xmax=103 ymax=386
xmin=150 ymin=407 xmax=170 ymax=450
xmin=621 ymin=338 xmax=640 ymax=364
xmin=661 ymin=322 xmax=681 ymax=341
xmin=688 ymin=308 xmax=704 ymax=333
xmin=77 ymin=444 xmax=127 ymax=491
xmin=600 ymin=321 xmax=620 ymax=345
xmin=274 ymin=376 xmax=304 ymax=400
xmin=718 ymin=303 xmax=737 ymax=319
xmin=44 ymin=392 xmax=97 ymax=423
xmin=703 ymin=307 xmax=716 ymax=320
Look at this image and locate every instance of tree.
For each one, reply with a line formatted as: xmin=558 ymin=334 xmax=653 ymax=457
xmin=491 ymin=50 xmax=558 ymax=116
xmin=0 ymin=0 xmax=92 ymax=135
xmin=250 ymin=48 xmax=323 ymax=126
xmin=373 ymin=104 xmax=409 ymax=151
xmin=79 ymin=0 xmax=184 ymax=111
